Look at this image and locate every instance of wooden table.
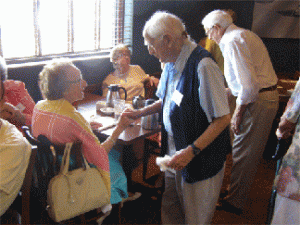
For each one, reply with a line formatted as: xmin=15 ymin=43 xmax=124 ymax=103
xmin=76 ymin=93 xmax=161 ymax=190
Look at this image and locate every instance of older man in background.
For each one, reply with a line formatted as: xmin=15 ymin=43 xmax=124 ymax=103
xmin=124 ymin=11 xmax=231 ymax=224
xmin=202 ymin=10 xmax=279 ymax=214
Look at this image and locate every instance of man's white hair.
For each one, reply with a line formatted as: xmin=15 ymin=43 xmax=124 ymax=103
xmin=202 ymin=9 xmax=233 ymax=31
xmin=143 ymin=11 xmax=186 ymax=41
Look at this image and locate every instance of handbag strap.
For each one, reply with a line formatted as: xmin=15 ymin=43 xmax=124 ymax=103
xmin=60 ymin=142 xmax=91 ymax=175
xmin=82 ymin=156 xmax=91 ymax=169
xmin=60 ymin=143 xmax=73 ymax=175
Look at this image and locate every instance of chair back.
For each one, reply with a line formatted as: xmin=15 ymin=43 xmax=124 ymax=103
xmin=21 ymin=126 xmax=103 ymax=224
xmin=144 ymin=72 xmax=161 ymax=100
xmin=20 ymin=145 xmax=38 ymax=224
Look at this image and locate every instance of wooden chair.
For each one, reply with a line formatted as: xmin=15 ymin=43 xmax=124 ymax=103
xmin=144 ymin=71 xmax=161 ymax=100
xmin=21 ymin=126 xmax=114 ymax=224
xmin=83 ymin=83 xmax=102 ymax=96
xmin=143 ymin=135 xmax=162 ymax=182
xmin=20 ymin=145 xmax=38 ymax=224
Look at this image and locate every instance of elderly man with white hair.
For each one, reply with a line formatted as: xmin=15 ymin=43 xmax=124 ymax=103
xmin=202 ymin=10 xmax=279 ymax=214
xmin=124 ymin=11 xmax=231 ymax=224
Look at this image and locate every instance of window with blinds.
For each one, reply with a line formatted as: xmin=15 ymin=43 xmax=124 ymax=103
xmin=0 ymin=0 xmax=133 ymax=60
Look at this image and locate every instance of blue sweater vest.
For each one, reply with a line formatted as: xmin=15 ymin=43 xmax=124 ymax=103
xmin=160 ymin=46 xmax=231 ymax=183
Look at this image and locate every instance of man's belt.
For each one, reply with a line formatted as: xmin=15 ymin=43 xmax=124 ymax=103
xmin=259 ymin=85 xmax=277 ymax=93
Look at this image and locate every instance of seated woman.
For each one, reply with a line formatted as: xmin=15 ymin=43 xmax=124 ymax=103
xmin=0 ymin=118 xmax=31 ymax=219
xmin=102 ymin=44 xmax=159 ymax=102
xmin=31 ymin=58 xmax=134 ymax=210
xmin=0 ymin=57 xmax=35 ymax=129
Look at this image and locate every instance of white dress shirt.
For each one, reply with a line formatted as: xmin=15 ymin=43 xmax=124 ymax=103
xmin=219 ymin=24 xmax=278 ymax=105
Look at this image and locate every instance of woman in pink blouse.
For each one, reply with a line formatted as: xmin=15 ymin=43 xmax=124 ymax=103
xmin=0 ymin=57 xmax=35 ymax=129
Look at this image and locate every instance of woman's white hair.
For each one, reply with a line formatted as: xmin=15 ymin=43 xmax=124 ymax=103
xmin=202 ymin=9 xmax=233 ymax=31
xmin=39 ymin=58 xmax=75 ymax=100
xmin=110 ymin=44 xmax=131 ymax=62
xmin=143 ymin=11 xmax=186 ymax=40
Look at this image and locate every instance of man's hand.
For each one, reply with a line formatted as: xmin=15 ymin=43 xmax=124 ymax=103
xmin=231 ymin=104 xmax=248 ymax=135
xmin=122 ymin=108 xmax=141 ymax=120
xmin=226 ymin=88 xmax=233 ymax=100
xmin=231 ymin=110 xmax=243 ymax=134
xmin=116 ymin=108 xmax=135 ymax=130
xmin=167 ymin=146 xmax=194 ymax=171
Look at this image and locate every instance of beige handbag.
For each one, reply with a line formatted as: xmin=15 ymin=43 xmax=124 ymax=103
xmin=47 ymin=143 xmax=110 ymax=222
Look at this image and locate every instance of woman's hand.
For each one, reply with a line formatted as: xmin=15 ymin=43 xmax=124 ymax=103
xmin=149 ymin=76 xmax=159 ymax=87
xmin=89 ymin=115 xmax=103 ymax=130
xmin=0 ymin=102 xmax=26 ymax=125
xmin=0 ymin=108 xmax=13 ymax=120
xmin=145 ymin=76 xmax=159 ymax=88
xmin=0 ymin=102 xmax=15 ymax=120
xmin=90 ymin=121 xmax=103 ymax=130
xmin=116 ymin=108 xmax=135 ymax=130
xmin=276 ymin=117 xmax=296 ymax=139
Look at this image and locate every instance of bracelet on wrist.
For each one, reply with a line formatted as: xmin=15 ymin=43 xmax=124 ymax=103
xmin=109 ymin=137 xmax=116 ymax=145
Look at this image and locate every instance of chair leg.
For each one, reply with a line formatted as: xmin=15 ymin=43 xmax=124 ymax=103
xmin=143 ymin=138 xmax=161 ymax=183
xmin=118 ymin=203 xmax=122 ymax=224
xmin=79 ymin=214 xmax=87 ymax=224
xmin=266 ymin=189 xmax=277 ymax=224
xmin=143 ymin=140 xmax=151 ymax=182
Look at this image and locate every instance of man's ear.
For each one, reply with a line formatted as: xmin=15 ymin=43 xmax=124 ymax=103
xmin=162 ymin=34 xmax=173 ymax=48
xmin=214 ymin=24 xmax=221 ymax=33
xmin=215 ymin=24 xmax=225 ymax=36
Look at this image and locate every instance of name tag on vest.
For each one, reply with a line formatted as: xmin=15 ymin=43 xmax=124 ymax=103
xmin=172 ymin=90 xmax=183 ymax=107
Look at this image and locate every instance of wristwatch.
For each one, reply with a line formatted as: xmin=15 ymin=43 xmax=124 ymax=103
xmin=191 ymin=143 xmax=202 ymax=156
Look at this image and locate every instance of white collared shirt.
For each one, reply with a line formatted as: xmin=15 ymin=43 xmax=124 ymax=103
xmin=219 ymin=24 xmax=278 ymax=105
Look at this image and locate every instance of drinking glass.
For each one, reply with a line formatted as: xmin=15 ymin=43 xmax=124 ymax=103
xmin=113 ymin=99 xmax=125 ymax=121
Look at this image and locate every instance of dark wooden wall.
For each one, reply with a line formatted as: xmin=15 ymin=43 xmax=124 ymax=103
xmin=132 ymin=0 xmax=299 ymax=75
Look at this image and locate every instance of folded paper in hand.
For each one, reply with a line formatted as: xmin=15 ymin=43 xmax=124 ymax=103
xmin=156 ymin=155 xmax=176 ymax=173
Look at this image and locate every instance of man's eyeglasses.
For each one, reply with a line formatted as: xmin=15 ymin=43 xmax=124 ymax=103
xmin=205 ymin=25 xmax=216 ymax=36
xmin=145 ymin=35 xmax=163 ymax=52
xmin=66 ymin=78 xmax=82 ymax=84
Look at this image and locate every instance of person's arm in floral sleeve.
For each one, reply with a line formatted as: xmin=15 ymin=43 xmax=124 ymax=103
xmin=276 ymin=79 xmax=300 ymax=139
